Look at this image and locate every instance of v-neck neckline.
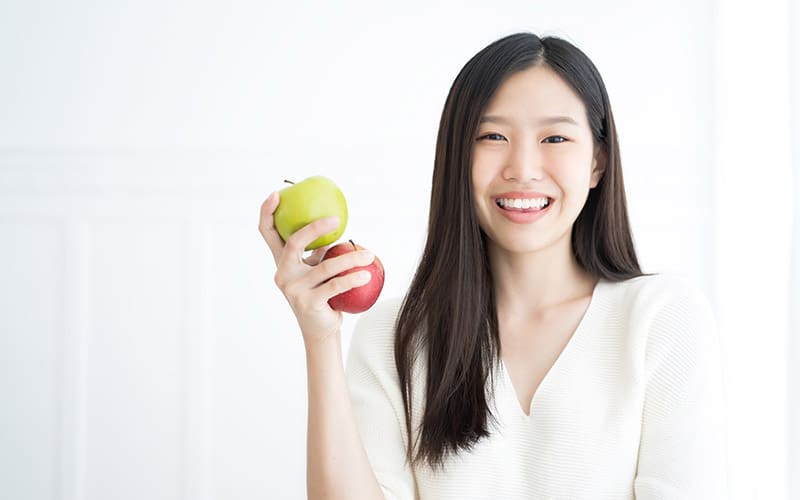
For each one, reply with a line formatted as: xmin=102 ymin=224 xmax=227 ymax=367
xmin=497 ymin=278 xmax=606 ymax=419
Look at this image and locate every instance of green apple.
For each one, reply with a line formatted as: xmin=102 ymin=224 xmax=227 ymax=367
xmin=273 ymin=176 xmax=348 ymax=250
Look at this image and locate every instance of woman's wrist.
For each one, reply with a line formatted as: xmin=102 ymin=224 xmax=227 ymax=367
xmin=303 ymin=327 xmax=342 ymax=357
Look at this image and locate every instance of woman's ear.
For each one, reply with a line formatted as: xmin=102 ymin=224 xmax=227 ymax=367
xmin=590 ymin=147 xmax=606 ymax=188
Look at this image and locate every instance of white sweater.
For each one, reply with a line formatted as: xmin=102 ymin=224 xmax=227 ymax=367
xmin=344 ymin=274 xmax=728 ymax=499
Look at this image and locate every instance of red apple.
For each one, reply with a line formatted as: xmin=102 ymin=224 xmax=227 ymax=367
xmin=322 ymin=240 xmax=385 ymax=313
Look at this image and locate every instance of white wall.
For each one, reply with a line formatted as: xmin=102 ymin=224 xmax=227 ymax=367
xmin=714 ymin=1 xmax=794 ymax=498
xmin=0 ymin=1 xmax=794 ymax=499
xmin=791 ymin=0 xmax=800 ymax=495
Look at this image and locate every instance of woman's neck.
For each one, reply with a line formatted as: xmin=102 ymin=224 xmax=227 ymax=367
xmin=488 ymin=236 xmax=596 ymax=315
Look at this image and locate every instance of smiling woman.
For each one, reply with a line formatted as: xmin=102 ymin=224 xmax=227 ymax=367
xmin=471 ymin=65 xmax=603 ymax=255
xmin=260 ymin=31 xmax=728 ymax=499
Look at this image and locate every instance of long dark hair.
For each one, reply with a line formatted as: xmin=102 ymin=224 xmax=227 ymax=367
xmin=394 ymin=32 xmax=644 ymax=470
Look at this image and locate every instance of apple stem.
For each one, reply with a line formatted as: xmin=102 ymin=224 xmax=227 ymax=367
xmin=283 ymin=179 xmax=295 ymax=185
xmin=349 ymin=239 xmax=356 ymax=250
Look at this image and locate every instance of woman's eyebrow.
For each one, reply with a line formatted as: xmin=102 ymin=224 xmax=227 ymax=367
xmin=478 ymin=115 xmax=580 ymax=126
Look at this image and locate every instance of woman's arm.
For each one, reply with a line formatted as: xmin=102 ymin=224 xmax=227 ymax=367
xmin=259 ymin=192 xmax=386 ymax=500
xmin=305 ymin=333 xmax=387 ymax=500
xmin=633 ymin=282 xmax=729 ymax=498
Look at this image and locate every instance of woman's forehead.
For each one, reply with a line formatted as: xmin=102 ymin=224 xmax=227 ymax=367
xmin=482 ymin=67 xmax=588 ymax=123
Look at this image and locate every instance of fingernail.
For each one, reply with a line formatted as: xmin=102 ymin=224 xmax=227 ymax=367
xmin=356 ymin=270 xmax=371 ymax=284
xmin=359 ymin=251 xmax=374 ymax=262
xmin=326 ymin=216 xmax=340 ymax=227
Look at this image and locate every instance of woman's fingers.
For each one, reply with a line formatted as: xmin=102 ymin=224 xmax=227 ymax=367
xmin=259 ymin=191 xmax=352 ymax=344
xmin=294 ymin=249 xmax=375 ymax=291
xmin=303 ymin=245 xmax=330 ymax=266
xmin=258 ymin=192 xmax=284 ymax=263
xmin=282 ymin=216 xmax=340 ymax=260
xmin=259 ymin=191 xmax=339 ymax=268
xmin=307 ymin=269 xmax=372 ymax=307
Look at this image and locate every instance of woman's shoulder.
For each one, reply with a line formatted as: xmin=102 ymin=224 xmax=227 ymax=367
xmin=606 ymin=273 xmax=710 ymax=304
xmin=602 ymin=273 xmax=715 ymax=323
xmin=347 ymin=296 xmax=406 ymax=367
xmin=354 ymin=295 xmax=406 ymax=334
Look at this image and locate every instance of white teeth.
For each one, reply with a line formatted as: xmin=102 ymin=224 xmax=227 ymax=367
xmin=496 ymin=197 xmax=550 ymax=210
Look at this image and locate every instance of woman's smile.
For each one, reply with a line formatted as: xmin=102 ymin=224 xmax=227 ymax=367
xmin=493 ymin=192 xmax=555 ymax=223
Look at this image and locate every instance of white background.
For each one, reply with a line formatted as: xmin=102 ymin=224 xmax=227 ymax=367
xmin=1 ymin=1 xmax=798 ymax=499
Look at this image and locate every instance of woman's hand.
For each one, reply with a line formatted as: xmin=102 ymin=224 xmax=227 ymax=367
xmin=259 ymin=192 xmax=375 ymax=345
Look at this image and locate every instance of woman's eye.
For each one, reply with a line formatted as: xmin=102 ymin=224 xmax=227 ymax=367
xmin=542 ymin=135 xmax=567 ymax=143
xmin=478 ymin=133 xmax=506 ymax=141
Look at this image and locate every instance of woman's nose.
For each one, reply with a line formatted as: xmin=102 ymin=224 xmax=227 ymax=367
xmin=502 ymin=141 xmax=545 ymax=182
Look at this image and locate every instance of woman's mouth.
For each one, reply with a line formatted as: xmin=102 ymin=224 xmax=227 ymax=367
xmin=493 ymin=196 xmax=554 ymax=223
xmin=495 ymin=197 xmax=552 ymax=211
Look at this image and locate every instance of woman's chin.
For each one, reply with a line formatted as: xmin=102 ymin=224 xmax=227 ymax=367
xmin=487 ymin=238 xmax=554 ymax=256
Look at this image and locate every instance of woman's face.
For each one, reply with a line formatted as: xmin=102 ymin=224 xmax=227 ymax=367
xmin=471 ymin=64 xmax=604 ymax=256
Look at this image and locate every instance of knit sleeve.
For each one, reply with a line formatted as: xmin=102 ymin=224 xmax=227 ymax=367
xmin=633 ymin=280 xmax=729 ymax=499
xmin=344 ymin=298 xmax=417 ymax=500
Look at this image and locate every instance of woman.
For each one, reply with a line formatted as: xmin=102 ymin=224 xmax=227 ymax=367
xmin=260 ymin=32 xmax=727 ymax=499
